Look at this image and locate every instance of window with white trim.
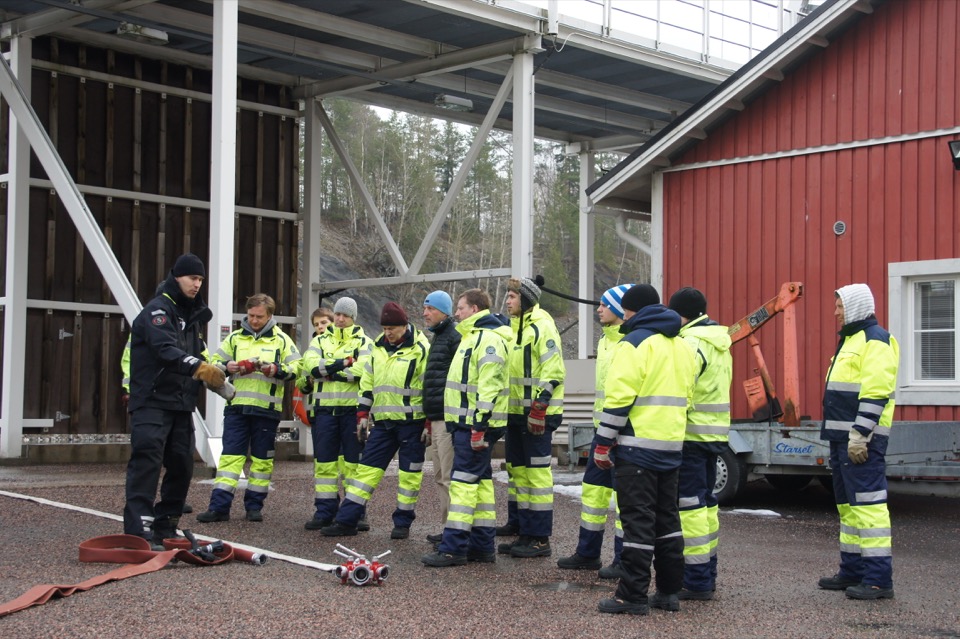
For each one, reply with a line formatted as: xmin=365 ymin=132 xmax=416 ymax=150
xmin=889 ymin=260 xmax=960 ymax=405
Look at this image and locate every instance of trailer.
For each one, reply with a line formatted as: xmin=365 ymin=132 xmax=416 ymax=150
xmin=559 ymin=281 xmax=960 ymax=502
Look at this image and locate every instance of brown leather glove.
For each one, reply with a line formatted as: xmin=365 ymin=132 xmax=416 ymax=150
xmin=193 ymin=361 xmax=226 ymax=388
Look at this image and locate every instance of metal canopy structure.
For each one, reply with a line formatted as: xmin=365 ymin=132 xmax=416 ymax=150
xmin=0 ymin=0 xmax=800 ymax=459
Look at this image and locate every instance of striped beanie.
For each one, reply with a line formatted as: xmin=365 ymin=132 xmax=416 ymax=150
xmin=601 ymin=284 xmax=633 ymax=319
xmin=836 ymin=283 xmax=875 ymax=324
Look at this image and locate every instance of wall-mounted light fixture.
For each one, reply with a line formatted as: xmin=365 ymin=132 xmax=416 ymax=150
xmin=948 ymin=140 xmax=960 ymax=171
xmin=116 ymin=22 xmax=169 ymax=46
xmin=434 ymin=94 xmax=473 ymax=112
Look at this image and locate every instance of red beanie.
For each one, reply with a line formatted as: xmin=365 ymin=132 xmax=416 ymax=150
xmin=380 ymin=302 xmax=408 ymax=326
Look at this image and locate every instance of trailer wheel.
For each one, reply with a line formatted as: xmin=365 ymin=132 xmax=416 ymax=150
xmin=714 ymin=449 xmax=747 ymax=505
xmin=764 ymin=474 xmax=813 ymax=492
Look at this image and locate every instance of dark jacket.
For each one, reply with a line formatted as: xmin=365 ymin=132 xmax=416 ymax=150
xmin=129 ymin=273 xmax=212 ymax=412
xmin=422 ymin=316 xmax=461 ymax=421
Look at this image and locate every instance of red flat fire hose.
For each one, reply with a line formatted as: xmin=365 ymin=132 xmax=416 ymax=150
xmin=0 ymin=534 xmax=264 ymax=617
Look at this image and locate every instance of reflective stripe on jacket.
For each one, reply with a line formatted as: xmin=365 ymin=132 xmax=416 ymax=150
xmin=821 ymin=318 xmax=899 ymax=442
xmin=507 ymin=305 xmax=566 ymax=415
xmin=593 ymin=324 xmax=625 ymax=427
xmin=359 ymin=325 xmax=430 ymax=421
xmin=444 ymin=309 xmax=511 ymax=431
xmin=211 ymin=323 xmax=300 ymax=415
xmin=300 ymin=325 xmax=372 ymax=410
xmin=678 ymin=315 xmax=732 ymax=444
xmin=594 ymin=304 xmax=697 ymax=471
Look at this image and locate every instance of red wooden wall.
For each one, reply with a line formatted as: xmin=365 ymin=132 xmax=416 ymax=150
xmin=662 ymin=0 xmax=960 ymax=422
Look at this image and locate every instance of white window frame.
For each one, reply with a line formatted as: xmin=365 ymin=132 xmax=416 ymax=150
xmin=888 ymin=259 xmax=960 ymax=406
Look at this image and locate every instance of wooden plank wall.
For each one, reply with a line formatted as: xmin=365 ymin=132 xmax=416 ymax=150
xmin=1 ymin=37 xmax=301 ymax=437
xmin=661 ymin=0 xmax=960 ymax=422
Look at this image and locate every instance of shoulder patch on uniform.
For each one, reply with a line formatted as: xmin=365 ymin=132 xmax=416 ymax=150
xmin=151 ymin=309 xmax=166 ymax=316
xmin=486 ymin=346 xmax=496 ymax=354
xmin=546 ymin=339 xmax=556 ymax=349
xmin=152 ymin=315 xmax=168 ymax=326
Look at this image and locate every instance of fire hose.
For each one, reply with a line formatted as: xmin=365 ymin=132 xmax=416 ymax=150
xmin=0 ymin=530 xmax=265 ymax=618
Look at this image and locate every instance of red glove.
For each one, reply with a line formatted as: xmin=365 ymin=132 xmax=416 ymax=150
xmin=121 ymin=393 xmax=129 ymax=407
xmin=260 ymin=362 xmax=278 ymax=378
xmin=343 ymin=356 xmax=355 ymax=368
xmin=357 ymin=412 xmax=371 ymax=444
xmin=420 ymin=420 xmax=432 ymax=445
xmin=593 ymin=444 xmax=613 ymax=470
xmin=527 ymin=401 xmax=548 ymax=435
xmin=470 ymin=429 xmax=488 ymax=451
xmin=236 ymin=359 xmax=258 ymax=375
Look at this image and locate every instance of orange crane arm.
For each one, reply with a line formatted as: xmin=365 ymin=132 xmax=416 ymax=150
xmin=727 ymin=282 xmax=803 ymax=427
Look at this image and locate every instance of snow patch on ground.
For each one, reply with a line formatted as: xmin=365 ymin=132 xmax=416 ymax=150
xmin=728 ymin=508 xmax=782 ymax=518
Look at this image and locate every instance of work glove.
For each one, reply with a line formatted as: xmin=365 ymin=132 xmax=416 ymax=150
xmin=206 ymin=379 xmax=236 ymax=401
xmin=527 ymin=400 xmax=548 ymax=436
xmin=593 ymin=444 xmax=613 ymax=470
xmin=120 ymin=393 xmax=129 ymax=407
xmin=192 ymin=361 xmax=226 ymax=388
xmin=847 ymin=429 xmax=871 ymax=464
xmin=420 ymin=420 xmax=432 ymax=446
xmin=260 ymin=362 xmax=279 ymax=378
xmin=470 ymin=429 xmax=488 ymax=452
xmin=357 ymin=412 xmax=371 ymax=444
xmin=234 ymin=359 xmax=259 ymax=375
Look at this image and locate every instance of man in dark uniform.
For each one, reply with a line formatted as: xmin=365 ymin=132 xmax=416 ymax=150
xmin=124 ymin=253 xmax=226 ymax=549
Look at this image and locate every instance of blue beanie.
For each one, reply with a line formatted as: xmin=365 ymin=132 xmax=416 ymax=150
xmin=601 ymin=284 xmax=633 ymax=319
xmin=423 ymin=290 xmax=453 ymax=316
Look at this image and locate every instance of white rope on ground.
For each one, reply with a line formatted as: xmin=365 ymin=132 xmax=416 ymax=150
xmin=0 ymin=489 xmax=340 ymax=572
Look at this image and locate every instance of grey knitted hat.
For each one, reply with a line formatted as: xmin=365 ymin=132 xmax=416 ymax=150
xmin=333 ymin=297 xmax=358 ymax=320
xmin=508 ymin=277 xmax=541 ymax=311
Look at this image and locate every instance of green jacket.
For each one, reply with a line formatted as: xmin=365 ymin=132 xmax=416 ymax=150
xmin=444 ymin=309 xmax=511 ymax=432
xmin=507 ymin=304 xmax=566 ymax=416
xmin=359 ymin=325 xmax=430 ymax=422
xmin=678 ymin=315 xmax=733 ymax=444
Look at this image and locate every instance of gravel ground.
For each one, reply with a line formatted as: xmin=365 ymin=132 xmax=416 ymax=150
xmin=0 ymin=460 xmax=958 ymax=639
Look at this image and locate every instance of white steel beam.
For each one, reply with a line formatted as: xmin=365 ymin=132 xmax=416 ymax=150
xmin=315 ymin=101 xmax=409 ymax=275
xmin=313 ymin=268 xmax=512 ymax=291
xmin=408 ymin=67 xmax=514 ymax=276
xmin=236 ymin=0 xmax=440 ymax=57
xmin=301 ymin=99 xmax=324 ymax=344
xmin=0 ymin=37 xmax=30 ymax=458
xmin=296 ymin=35 xmax=542 ymax=99
xmin=0 ymin=45 xmax=141 ymax=321
xmin=511 ymin=52 xmax=535 ymax=278
xmin=578 ymin=152 xmax=596 ymax=359
xmin=202 ymin=0 xmax=240 ymax=466
xmin=0 ymin=0 xmax=158 ymax=39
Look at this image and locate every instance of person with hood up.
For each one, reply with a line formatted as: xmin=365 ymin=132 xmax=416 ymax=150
xmin=196 ymin=293 xmax=301 ymax=523
xmin=668 ymin=287 xmax=732 ymax=601
xmin=817 ymin=283 xmax=899 ymax=600
xmin=591 ymin=284 xmax=697 ymax=616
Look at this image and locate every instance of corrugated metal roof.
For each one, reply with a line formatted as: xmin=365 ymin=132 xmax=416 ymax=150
xmin=1 ymin=0 xmax=736 ymax=151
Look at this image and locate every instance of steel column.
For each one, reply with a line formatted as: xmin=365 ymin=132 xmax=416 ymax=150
xmin=578 ymin=151 xmax=596 ymax=358
xmin=0 ymin=38 xmax=31 ymax=458
xmin=511 ymin=52 xmax=534 ymax=278
xmin=301 ymin=99 xmax=324 ymax=343
xmin=650 ymin=171 xmax=665 ymax=292
xmin=200 ymin=0 xmax=240 ymax=466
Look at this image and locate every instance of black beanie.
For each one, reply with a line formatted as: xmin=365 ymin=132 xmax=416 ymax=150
xmin=621 ymin=284 xmax=660 ymax=313
xmin=668 ymin=287 xmax=707 ymax=319
xmin=172 ymin=253 xmax=206 ymax=278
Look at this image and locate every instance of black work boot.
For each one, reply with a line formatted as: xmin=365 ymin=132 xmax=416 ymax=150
xmin=498 ymin=535 xmax=528 ymax=555
xmin=557 ymin=553 xmax=602 ymax=570
xmin=152 ymin=516 xmax=181 ymax=548
xmin=818 ymin=573 xmax=861 ymax=590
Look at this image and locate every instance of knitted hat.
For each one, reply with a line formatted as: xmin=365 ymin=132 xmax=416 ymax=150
xmin=601 ymin=284 xmax=633 ymax=319
xmin=508 ymin=277 xmax=542 ymax=311
xmin=836 ymin=283 xmax=875 ymax=324
xmin=423 ymin=290 xmax=453 ymax=316
xmin=621 ymin=284 xmax=660 ymax=313
xmin=171 ymin=253 xmax=205 ymax=278
xmin=668 ymin=287 xmax=707 ymax=320
xmin=380 ymin=301 xmax=408 ymax=326
xmin=333 ymin=297 xmax=358 ymax=320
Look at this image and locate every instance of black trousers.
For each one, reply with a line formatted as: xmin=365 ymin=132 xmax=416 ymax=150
xmin=123 ymin=408 xmax=195 ymax=539
xmin=614 ymin=463 xmax=684 ymax=604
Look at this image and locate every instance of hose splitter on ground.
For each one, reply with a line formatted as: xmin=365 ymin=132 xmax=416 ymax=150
xmin=332 ymin=543 xmax=390 ymax=586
